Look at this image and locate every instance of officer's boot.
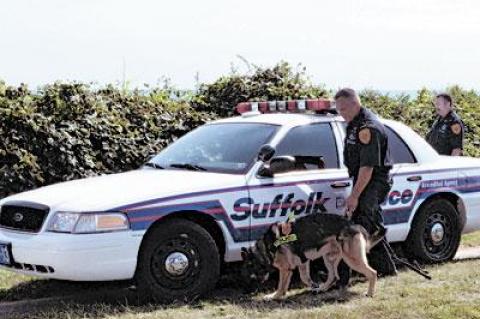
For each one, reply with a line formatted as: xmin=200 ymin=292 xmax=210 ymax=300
xmin=368 ymin=239 xmax=397 ymax=277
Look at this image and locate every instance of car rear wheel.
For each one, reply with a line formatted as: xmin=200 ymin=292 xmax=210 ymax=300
xmin=404 ymin=199 xmax=461 ymax=263
xmin=136 ymin=219 xmax=220 ymax=302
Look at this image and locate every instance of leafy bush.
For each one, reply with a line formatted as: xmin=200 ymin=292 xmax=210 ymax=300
xmin=0 ymin=82 xmax=214 ymax=198
xmin=359 ymin=87 xmax=480 ymax=157
xmin=1 ymin=62 xmax=479 ymax=198
xmin=192 ymin=61 xmax=328 ymax=117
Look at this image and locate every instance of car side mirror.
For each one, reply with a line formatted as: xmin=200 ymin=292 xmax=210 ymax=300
xmin=257 ymin=144 xmax=276 ymax=162
xmin=257 ymin=156 xmax=296 ymax=177
xmin=293 ymin=155 xmax=326 ymax=170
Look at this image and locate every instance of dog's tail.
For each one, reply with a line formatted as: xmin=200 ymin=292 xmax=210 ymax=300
xmin=337 ymin=225 xmax=366 ymax=242
xmin=337 ymin=225 xmax=384 ymax=252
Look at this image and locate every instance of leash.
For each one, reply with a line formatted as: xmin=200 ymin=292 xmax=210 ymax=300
xmin=383 ymin=239 xmax=432 ymax=280
xmin=346 ymin=210 xmax=432 ymax=280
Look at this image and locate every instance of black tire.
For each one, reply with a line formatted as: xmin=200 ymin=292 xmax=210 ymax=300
xmin=404 ymin=198 xmax=461 ymax=264
xmin=136 ymin=219 xmax=220 ymax=302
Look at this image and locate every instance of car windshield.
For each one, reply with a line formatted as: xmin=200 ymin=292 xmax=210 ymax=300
xmin=147 ymin=123 xmax=279 ymax=174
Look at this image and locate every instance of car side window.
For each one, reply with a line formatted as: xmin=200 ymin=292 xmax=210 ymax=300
xmin=275 ymin=123 xmax=339 ymax=170
xmin=339 ymin=122 xmax=416 ymax=165
xmin=385 ymin=126 xmax=417 ymax=164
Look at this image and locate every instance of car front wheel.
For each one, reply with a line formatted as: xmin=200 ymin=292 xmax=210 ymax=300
xmin=136 ymin=219 xmax=220 ymax=302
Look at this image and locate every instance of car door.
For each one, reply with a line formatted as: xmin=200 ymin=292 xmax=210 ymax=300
xmin=243 ymin=122 xmax=351 ymax=241
xmin=335 ymin=121 xmax=424 ymax=242
xmin=381 ymin=126 xmax=423 ymax=225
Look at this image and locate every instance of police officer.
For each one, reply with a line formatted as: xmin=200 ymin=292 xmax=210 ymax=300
xmin=426 ymin=93 xmax=464 ymax=156
xmin=334 ymin=88 xmax=397 ymax=290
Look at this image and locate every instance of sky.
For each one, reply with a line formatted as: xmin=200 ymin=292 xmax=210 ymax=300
xmin=1 ymin=0 xmax=479 ymax=91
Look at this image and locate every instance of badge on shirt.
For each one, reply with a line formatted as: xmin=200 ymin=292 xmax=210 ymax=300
xmin=358 ymin=128 xmax=371 ymax=144
xmin=347 ymin=128 xmax=357 ymax=144
xmin=451 ymin=123 xmax=462 ymax=135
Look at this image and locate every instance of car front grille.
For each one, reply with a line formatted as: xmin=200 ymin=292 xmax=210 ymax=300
xmin=0 ymin=203 xmax=50 ymax=233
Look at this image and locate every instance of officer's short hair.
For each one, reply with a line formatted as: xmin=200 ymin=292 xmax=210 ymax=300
xmin=334 ymin=88 xmax=361 ymax=105
xmin=436 ymin=93 xmax=453 ymax=106
xmin=334 ymin=88 xmax=357 ymax=100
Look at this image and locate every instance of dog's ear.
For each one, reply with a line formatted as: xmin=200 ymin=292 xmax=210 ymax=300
xmin=241 ymin=247 xmax=249 ymax=260
xmin=270 ymin=223 xmax=281 ymax=238
xmin=280 ymin=221 xmax=292 ymax=236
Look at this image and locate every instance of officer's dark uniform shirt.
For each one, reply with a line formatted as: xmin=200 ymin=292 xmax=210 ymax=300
xmin=337 ymin=107 xmax=398 ymax=281
xmin=338 ymin=107 xmax=397 ymax=280
xmin=426 ymin=111 xmax=464 ymax=155
xmin=343 ymin=107 xmax=393 ymax=185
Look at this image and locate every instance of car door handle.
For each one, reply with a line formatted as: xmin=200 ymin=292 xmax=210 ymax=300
xmin=330 ymin=181 xmax=351 ymax=188
xmin=407 ymin=175 xmax=422 ymax=182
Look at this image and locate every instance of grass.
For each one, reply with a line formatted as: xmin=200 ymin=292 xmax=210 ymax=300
xmin=0 ymin=232 xmax=478 ymax=319
xmin=1 ymin=258 xmax=480 ymax=319
xmin=461 ymin=231 xmax=480 ymax=248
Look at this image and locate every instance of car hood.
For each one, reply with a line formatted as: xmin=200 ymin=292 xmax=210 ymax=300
xmin=0 ymin=168 xmax=246 ymax=212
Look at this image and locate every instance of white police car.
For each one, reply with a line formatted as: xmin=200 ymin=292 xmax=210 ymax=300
xmin=1 ymin=99 xmax=479 ymax=300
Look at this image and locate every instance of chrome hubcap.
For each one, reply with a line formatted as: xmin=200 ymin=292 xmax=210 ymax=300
xmin=164 ymin=252 xmax=189 ymax=276
xmin=430 ymin=223 xmax=445 ymax=244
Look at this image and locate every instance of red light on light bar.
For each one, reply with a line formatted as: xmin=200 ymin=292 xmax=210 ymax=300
xmin=236 ymin=99 xmax=333 ymax=114
xmin=306 ymin=99 xmax=331 ymax=110
xmin=287 ymin=101 xmax=297 ymax=111
xmin=236 ymin=102 xmax=252 ymax=114
xmin=259 ymin=102 xmax=269 ymax=112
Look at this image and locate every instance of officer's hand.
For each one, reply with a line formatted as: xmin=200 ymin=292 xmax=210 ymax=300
xmin=346 ymin=194 xmax=359 ymax=218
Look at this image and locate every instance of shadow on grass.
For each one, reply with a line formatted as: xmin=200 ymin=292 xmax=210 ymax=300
xmin=0 ymin=266 xmax=362 ymax=319
xmin=9 ymin=251 xmax=479 ymax=319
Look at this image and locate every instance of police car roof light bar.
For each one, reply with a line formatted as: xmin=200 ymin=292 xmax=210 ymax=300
xmin=236 ymin=98 xmax=335 ymax=115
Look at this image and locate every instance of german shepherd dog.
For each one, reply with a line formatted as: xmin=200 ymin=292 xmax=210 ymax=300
xmin=241 ymin=213 xmax=384 ymax=300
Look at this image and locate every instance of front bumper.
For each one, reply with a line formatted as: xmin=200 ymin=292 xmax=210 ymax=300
xmin=0 ymin=228 xmax=144 ymax=281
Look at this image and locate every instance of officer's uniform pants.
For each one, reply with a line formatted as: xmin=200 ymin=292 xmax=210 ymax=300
xmin=338 ymin=180 xmax=397 ymax=287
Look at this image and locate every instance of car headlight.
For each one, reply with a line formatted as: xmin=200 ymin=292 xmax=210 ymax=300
xmin=47 ymin=212 xmax=129 ymax=233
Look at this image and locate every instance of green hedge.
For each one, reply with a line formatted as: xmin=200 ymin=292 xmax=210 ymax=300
xmin=0 ymin=82 xmax=215 ymax=198
xmin=362 ymin=86 xmax=480 ymax=157
xmin=1 ymin=62 xmax=479 ymax=198
xmin=192 ymin=62 xmax=328 ymax=117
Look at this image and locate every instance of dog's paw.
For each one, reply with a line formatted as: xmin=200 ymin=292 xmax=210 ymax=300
xmin=311 ymin=283 xmax=330 ymax=293
xmin=310 ymin=282 xmax=321 ymax=294
xmin=365 ymin=292 xmax=375 ymax=298
xmin=263 ymin=292 xmax=285 ymax=301
xmin=312 ymin=287 xmax=323 ymax=293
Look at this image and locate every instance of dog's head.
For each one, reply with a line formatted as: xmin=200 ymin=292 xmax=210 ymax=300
xmin=240 ymin=223 xmax=284 ymax=284
xmin=240 ymin=247 xmax=272 ymax=285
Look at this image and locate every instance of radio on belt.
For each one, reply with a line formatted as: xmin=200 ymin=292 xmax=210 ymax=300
xmin=236 ymin=98 xmax=335 ymax=115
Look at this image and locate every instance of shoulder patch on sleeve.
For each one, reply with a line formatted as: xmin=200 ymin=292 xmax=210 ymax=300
xmin=451 ymin=123 xmax=462 ymax=135
xmin=358 ymin=128 xmax=372 ymax=144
